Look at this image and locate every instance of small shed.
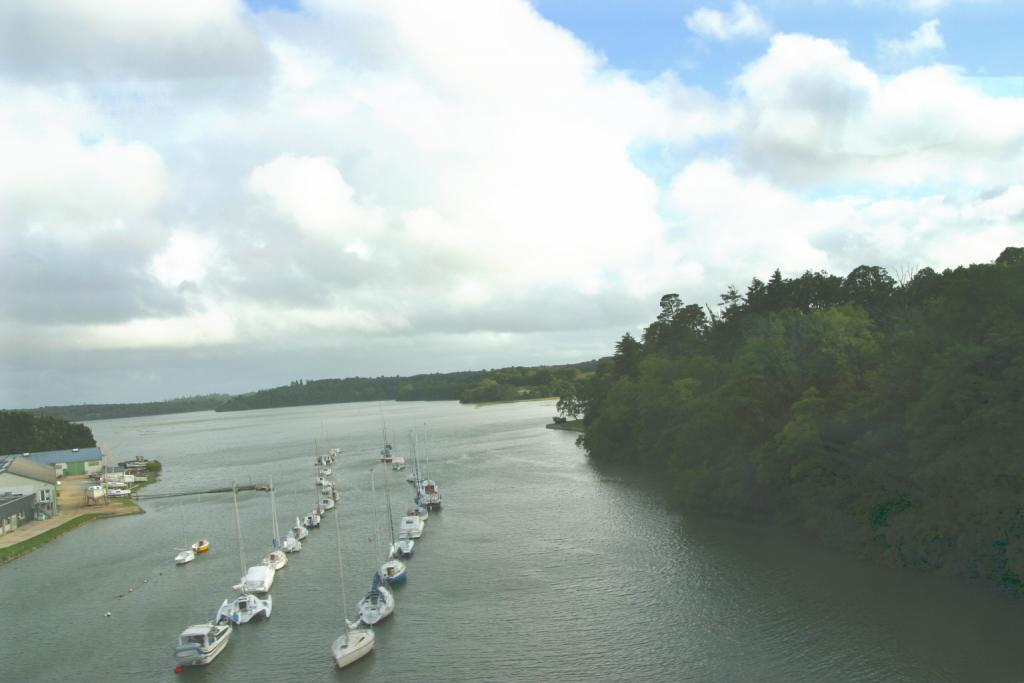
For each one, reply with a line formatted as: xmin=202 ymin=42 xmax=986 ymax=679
xmin=0 ymin=493 xmax=35 ymax=536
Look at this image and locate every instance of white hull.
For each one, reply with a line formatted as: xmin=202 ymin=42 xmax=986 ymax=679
xmin=262 ymin=550 xmax=287 ymax=570
xmin=357 ymin=584 xmax=395 ymax=625
xmin=281 ymin=536 xmax=302 ymax=552
xmin=175 ymin=550 xmax=195 ymax=565
xmin=333 ymin=628 xmax=375 ymax=669
xmin=216 ymin=593 xmax=272 ymax=625
xmin=236 ymin=565 xmax=275 ymax=594
xmin=175 ymin=623 xmax=231 ymax=666
xmin=398 ymin=515 xmax=424 ymax=539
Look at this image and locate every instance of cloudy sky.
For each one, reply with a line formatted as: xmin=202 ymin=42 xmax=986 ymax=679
xmin=2 ymin=0 xmax=1022 ymax=408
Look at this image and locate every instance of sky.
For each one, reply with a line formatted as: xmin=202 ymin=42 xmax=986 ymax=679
xmin=2 ymin=0 xmax=1023 ymax=408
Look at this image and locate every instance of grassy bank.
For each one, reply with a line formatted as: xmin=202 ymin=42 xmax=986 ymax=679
xmin=0 ymin=512 xmax=124 ymax=566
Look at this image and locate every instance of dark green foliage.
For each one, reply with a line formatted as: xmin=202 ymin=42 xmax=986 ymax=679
xmin=33 ymin=394 xmax=233 ymax=421
xmin=0 ymin=410 xmax=96 ymax=454
xmin=567 ymin=248 xmax=1024 ymax=589
xmin=215 ymin=361 xmax=599 ymax=411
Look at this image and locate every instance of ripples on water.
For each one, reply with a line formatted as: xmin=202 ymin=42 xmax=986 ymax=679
xmin=1 ymin=400 xmax=1023 ymax=682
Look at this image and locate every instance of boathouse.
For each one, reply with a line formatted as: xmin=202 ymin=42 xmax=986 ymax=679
xmin=16 ymin=447 xmax=105 ymax=477
xmin=0 ymin=456 xmax=59 ymax=520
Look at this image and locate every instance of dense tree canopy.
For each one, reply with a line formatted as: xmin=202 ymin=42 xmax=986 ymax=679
xmin=567 ymin=248 xmax=1024 ymax=588
xmin=0 ymin=410 xmax=96 ymax=454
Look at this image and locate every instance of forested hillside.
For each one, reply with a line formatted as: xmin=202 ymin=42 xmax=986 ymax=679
xmin=564 ymin=247 xmax=1024 ymax=588
xmin=217 ymin=362 xmax=597 ymax=411
xmin=0 ymin=410 xmax=96 ymax=454
xmin=33 ymin=394 xmax=232 ymax=421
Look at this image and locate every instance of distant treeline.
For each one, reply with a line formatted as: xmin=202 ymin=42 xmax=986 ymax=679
xmin=0 ymin=410 xmax=96 ymax=455
xmin=32 ymin=394 xmax=233 ymax=422
xmin=24 ymin=362 xmax=598 ymax=422
xmin=563 ymin=247 xmax=1024 ymax=590
xmin=217 ymin=361 xmax=598 ymax=411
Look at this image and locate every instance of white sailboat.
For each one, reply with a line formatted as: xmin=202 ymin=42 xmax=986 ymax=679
xmin=330 ymin=482 xmax=375 ymax=669
xmin=357 ymin=575 xmax=395 ymax=625
xmin=218 ymin=486 xmax=272 ymax=624
xmin=398 ymin=514 xmax=424 ymax=539
xmin=292 ymin=517 xmax=309 ymax=540
xmin=376 ymin=464 xmax=407 ymax=585
xmin=262 ymin=478 xmax=288 ymax=570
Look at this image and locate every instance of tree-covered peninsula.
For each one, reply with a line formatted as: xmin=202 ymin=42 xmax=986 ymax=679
xmin=0 ymin=410 xmax=96 ymax=454
xmin=562 ymin=248 xmax=1024 ymax=589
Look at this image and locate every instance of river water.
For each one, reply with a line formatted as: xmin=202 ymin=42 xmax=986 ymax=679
xmin=1 ymin=399 xmax=1022 ymax=682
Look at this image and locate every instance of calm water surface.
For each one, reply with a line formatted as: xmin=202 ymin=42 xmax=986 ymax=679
xmin=1 ymin=400 xmax=1022 ymax=682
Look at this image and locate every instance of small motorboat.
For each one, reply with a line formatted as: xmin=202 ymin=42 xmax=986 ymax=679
xmin=191 ymin=539 xmax=210 ymax=554
xmin=320 ymin=496 xmax=336 ymax=511
xmin=398 ymin=514 xmax=424 ymax=539
xmin=292 ymin=518 xmax=309 ymax=540
xmin=391 ymin=538 xmax=414 ymax=559
xmin=357 ymin=576 xmax=395 ymax=625
xmin=174 ymin=623 xmax=231 ymax=666
xmin=316 ymin=476 xmax=330 ymax=487
xmin=175 ymin=549 xmax=196 ymax=565
xmin=380 ymin=443 xmax=394 ymax=464
xmin=391 ymin=457 xmax=406 ymax=471
xmin=262 ymin=549 xmax=288 ymax=570
xmin=378 ymin=558 xmax=407 ymax=586
xmin=235 ymin=565 xmax=275 ymax=594
xmin=281 ymin=534 xmax=302 ymax=553
xmin=303 ymin=512 xmax=321 ymax=529
xmin=216 ymin=592 xmax=272 ymax=625
xmin=318 ymin=465 xmax=333 ymax=477
xmin=333 ymin=621 xmax=375 ymax=669
xmin=416 ymin=480 xmax=442 ymax=510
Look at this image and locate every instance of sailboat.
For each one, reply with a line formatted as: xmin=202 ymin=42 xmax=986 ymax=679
xmin=356 ymin=573 xmax=395 ymax=625
xmin=373 ymin=466 xmax=407 ymax=586
xmin=330 ymin=481 xmax=375 ymax=669
xmin=262 ymin=478 xmax=288 ymax=571
xmin=217 ymin=486 xmax=272 ymax=624
xmin=175 ymin=504 xmax=196 ymax=565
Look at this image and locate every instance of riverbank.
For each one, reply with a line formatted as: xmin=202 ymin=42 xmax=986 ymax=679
xmin=545 ymin=419 xmax=584 ymax=432
xmin=0 ymin=474 xmax=146 ymax=566
xmin=0 ymin=504 xmax=142 ymax=566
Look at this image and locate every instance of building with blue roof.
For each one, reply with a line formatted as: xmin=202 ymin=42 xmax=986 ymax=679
xmin=0 ymin=447 xmax=105 ymax=477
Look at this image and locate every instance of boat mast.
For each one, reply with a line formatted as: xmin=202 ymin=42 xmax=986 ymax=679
xmin=270 ymin=476 xmax=280 ymax=546
xmin=383 ymin=459 xmax=396 ymax=548
xmin=232 ymin=484 xmax=246 ymax=585
xmin=332 ymin=482 xmax=350 ymax=626
xmin=370 ymin=466 xmax=382 ymax=561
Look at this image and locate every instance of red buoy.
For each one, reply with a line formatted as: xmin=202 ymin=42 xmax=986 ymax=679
xmin=174 ymin=665 xmax=183 ymax=674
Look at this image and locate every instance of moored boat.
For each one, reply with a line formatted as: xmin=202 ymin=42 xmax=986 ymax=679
xmin=175 ymin=549 xmax=196 ymax=565
xmin=191 ymin=539 xmax=210 ymax=554
xmin=262 ymin=549 xmax=287 ymax=570
xmin=174 ymin=623 xmax=231 ymax=666
xmin=216 ymin=592 xmax=272 ymax=625
xmin=357 ymin=575 xmax=395 ymax=625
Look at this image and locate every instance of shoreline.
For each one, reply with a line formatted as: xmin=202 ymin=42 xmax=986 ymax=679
xmin=545 ymin=420 xmax=584 ymax=432
xmin=0 ymin=502 xmax=143 ymax=566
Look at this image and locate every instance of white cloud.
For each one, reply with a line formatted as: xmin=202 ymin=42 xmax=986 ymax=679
xmin=150 ymin=232 xmax=216 ymax=288
xmin=879 ymin=19 xmax=945 ymax=63
xmin=686 ymin=1 xmax=771 ymax=41
xmin=0 ymin=0 xmax=269 ymax=80
xmin=3 ymin=0 xmax=1024 ymax=406
xmin=733 ymin=33 xmax=1024 ymax=188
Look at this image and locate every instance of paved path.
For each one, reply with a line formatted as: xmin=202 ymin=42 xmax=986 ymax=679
xmin=0 ymin=476 xmax=141 ymax=550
